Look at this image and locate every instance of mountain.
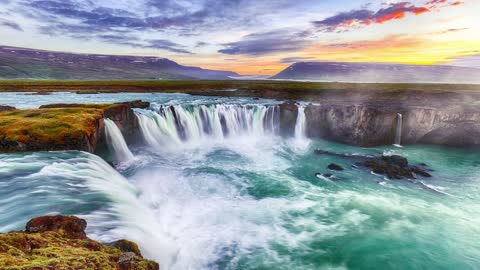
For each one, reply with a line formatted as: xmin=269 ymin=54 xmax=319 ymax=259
xmin=271 ymin=62 xmax=480 ymax=83
xmin=0 ymin=46 xmax=238 ymax=80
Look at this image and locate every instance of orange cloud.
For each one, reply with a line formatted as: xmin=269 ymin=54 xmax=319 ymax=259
xmin=313 ymin=1 xmax=462 ymax=32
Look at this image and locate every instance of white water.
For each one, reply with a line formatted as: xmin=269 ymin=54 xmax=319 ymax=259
xmin=135 ymin=104 xmax=279 ymax=149
xmin=394 ymin=113 xmax=403 ymax=147
xmin=104 ymin=119 xmax=134 ymax=163
xmin=292 ymin=106 xmax=310 ymax=151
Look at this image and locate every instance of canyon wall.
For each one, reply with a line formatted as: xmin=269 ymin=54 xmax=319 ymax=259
xmin=300 ymin=104 xmax=480 ymax=147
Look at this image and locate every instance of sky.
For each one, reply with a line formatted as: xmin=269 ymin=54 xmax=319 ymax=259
xmin=0 ymin=0 xmax=479 ymax=75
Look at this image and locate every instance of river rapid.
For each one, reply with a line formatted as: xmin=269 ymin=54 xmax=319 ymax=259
xmin=1 ymin=92 xmax=480 ymax=270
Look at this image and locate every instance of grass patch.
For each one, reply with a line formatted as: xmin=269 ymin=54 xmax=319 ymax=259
xmin=0 ymin=105 xmax=116 ymax=145
xmin=0 ymin=80 xmax=479 ymax=94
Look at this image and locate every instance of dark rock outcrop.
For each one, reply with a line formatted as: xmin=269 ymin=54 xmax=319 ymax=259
xmin=314 ymin=149 xmax=432 ymax=180
xmin=357 ymin=155 xmax=432 ymax=179
xmin=328 ymin=163 xmax=344 ymax=171
xmin=26 ymin=215 xmax=87 ymax=239
xmin=0 ymin=105 xmax=15 ymax=112
xmin=279 ymin=101 xmax=298 ymax=136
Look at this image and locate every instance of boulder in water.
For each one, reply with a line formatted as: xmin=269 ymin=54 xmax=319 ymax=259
xmin=358 ymin=155 xmax=431 ymax=180
xmin=328 ymin=163 xmax=344 ymax=171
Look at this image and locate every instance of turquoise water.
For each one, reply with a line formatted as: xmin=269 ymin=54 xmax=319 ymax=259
xmin=1 ymin=93 xmax=480 ymax=270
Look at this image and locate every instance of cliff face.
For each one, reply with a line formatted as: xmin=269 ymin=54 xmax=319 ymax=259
xmin=300 ymin=104 xmax=480 ymax=147
xmin=0 ymin=101 xmax=149 ymax=153
xmin=0 ymin=215 xmax=159 ymax=270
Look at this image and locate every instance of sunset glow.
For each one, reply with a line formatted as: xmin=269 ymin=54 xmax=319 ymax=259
xmin=0 ymin=0 xmax=478 ymax=75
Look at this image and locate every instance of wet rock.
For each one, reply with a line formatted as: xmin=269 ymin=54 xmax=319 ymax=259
xmin=279 ymin=101 xmax=298 ymax=137
xmin=323 ymin=173 xmax=333 ymax=178
xmin=26 ymin=215 xmax=87 ymax=239
xmin=118 ymin=100 xmax=150 ymax=109
xmin=118 ymin=252 xmax=137 ymax=269
xmin=76 ymin=91 xmax=99 ymax=94
xmin=25 ymin=92 xmax=51 ymax=95
xmin=328 ymin=163 xmax=344 ymax=171
xmin=115 ymin=239 xmax=143 ymax=258
xmin=412 ymin=166 xmax=432 ymax=177
xmin=358 ymin=155 xmax=431 ymax=180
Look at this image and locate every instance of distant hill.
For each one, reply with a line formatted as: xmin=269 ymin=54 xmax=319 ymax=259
xmin=271 ymin=62 xmax=480 ymax=83
xmin=0 ymin=46 xmax=238 ymax=80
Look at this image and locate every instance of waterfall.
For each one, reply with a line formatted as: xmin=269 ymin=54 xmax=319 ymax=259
xmin=294 ymin=106 xmax=307 ymax=139
xmin=104 ymin=119 xmax=134 ymax=163
xmin=292 ymin=105 xmax=310 ymax=151
xmin=394 ymin=113 xmax=403 ymax=146
xmin=135 ymin=104 xmax=279 ymax=148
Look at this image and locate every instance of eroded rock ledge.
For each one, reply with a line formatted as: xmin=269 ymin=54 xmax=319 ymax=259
xmin=0 ymin=100 xmax=148 ymax=153
xmin=0 ymin=215 xmax=159 ymax=270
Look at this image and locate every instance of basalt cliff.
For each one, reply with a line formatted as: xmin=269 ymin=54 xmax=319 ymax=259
xmin=1 ymin=87 xmax=479 ymax=152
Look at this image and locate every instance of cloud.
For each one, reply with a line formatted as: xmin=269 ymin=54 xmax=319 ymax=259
xmin=195 ymin=41 xmax=209 ymax=47
xmin=316 ymin=34 xmax=426 ymax=50
xmin=313 ymin=1 xmax=463 ymax=32
xmin=434 ymin=27 xmax=469 ymax=34
xmin=0 ymin=18 xmax=23 ymax=31
xmin=95 ymin=35 xmax=191 ymax=54
xmin=218 ymin=30 xmax=311 ymax=56
xmin=280 ymin=56 xmax=315 ymax=63
xmin=447 ymin=54 xmax=480 ymax=69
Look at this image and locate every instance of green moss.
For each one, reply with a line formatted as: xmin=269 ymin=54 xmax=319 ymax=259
xmin=0 ymin=104 xmax=121 ymax=147
xmin=0 ymin=231 xmax=157 ymax=270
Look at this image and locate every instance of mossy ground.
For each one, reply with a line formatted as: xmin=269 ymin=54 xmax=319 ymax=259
xmin=0 ymin=105 xmax=117 ymax=146
xmin=0 ymin=231 xmax=157 ymax=270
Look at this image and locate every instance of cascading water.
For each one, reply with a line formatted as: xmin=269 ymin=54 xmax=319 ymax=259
xmin=394 ymin=113 xmax=403 ymax=146
xmin=104 ymin=119 xmax=135 ymax=163
xmin=294 ymin=106 xmax=307 ymax=139
xmin=135 ymin=104 xmax=279 ymax=148
xmin=2 ymin=93 xmax=480 ymax=270
xmin=292 ymin=105 xmax=310 ymax=150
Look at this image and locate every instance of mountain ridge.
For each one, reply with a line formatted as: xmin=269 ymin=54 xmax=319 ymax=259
xmin=0 ymin=45 xmax=238 ymax=80
xmin=271 ymin=61 xmax=480 ymax=83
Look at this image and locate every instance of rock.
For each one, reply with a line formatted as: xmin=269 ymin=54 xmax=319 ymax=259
xmin=0 ymin=216 xmax=159 ymax=270
xmin=26 ymin=215 xmax=87 ymax=239
xmin=25 ymin=92 xmax=51 ymax=95
xmin=118 ymin=252 xmax=137 ymax=269
xmin=115 ymin=239 xmax=143 ymax=257
xmin=412 ymin=166 xmax=432 ymax=177
xmin=279 ymin=101 xmax=299 ymax=137
xmin=323 ymin=173 xmax=333 ymax=178
xmin=0 ymin=105 xmax=16 ymax=112
xmin=358 ymin=155 xmax=431 ymax=180
xmin=328 ymin=163 xmax=344 ymax=171
xmin=382 ymin=155 xmax=408 ymax=167
xmin=118 ymin=100 xmax=150 ymax=109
